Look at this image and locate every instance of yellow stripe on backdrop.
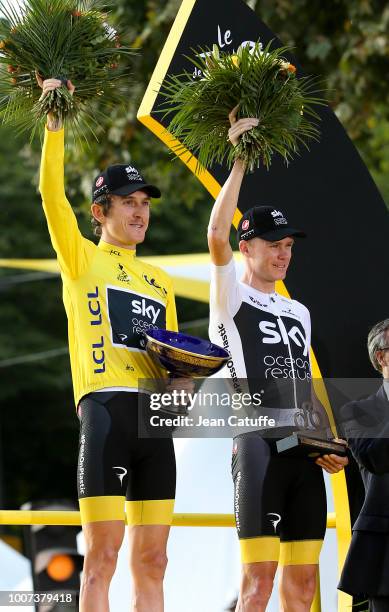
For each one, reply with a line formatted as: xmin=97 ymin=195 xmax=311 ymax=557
xmin=0 ymin=258 xmax=59 ymax=273
xmin=0 ymin=255 xmax=210 ymax=303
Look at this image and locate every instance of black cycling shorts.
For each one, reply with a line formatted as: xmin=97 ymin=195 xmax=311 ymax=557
xmin=232 ymin=431 xmax=326 ymax=565
xmin=77 ymin=391 xmax=176 ymax=525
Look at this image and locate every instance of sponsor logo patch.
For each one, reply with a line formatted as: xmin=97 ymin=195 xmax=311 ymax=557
xmin=271 ymin=209 xmax=284 ymax=219
xmin=267 ymin=512 xmax=281 ymax=533
xmin=117 ymin=263 xmax=131 ymax=284
xmin=249 ymin=295 xmax=268 ymax=308
xmin=240 ymin=228 xmax=254 ymax=240
xmin=112 ymin=466 xmax=128 ymax=486
xmin=143 ymin=274 xmax=167 ymax=299
xmin=271 ymin=209 xmax=288 ymax=225
xmin=107 ymin=286 xmax=166 ymax=351
xmin=125 ymin=165 xmax=143 ymax=182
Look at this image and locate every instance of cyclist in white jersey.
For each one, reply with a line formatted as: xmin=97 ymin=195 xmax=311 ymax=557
xmin=208 ymin=107 xmax=348 ymax=612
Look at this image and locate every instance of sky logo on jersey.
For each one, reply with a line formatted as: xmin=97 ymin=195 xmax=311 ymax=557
xmin=233 ymin=304 xmax=311 ymax=390
xmin=259 ymin=320 xmax=309 ymax=357
xmin=131 ymin=298 xmax=161 ymax=324
xmin=107 ymin=287 xmax=166 ymax=351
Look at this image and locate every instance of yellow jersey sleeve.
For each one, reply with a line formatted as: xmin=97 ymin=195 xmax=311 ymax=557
xmin=39 ymin=127 xmax=94 ymax=279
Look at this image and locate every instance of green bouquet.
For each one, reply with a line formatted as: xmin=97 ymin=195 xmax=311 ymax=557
xmin=159 ymin=42 xmax=327 ymax=173
xmin=0 ymin=0 xmax=137 ymax=142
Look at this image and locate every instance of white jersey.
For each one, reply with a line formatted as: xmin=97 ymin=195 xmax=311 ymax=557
xmin=209 ymin=258 xmax=312 ymax=411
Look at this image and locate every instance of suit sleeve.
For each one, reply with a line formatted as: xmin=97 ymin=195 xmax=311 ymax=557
xmin=343 ymin=401 xmax=389 ymax=475
xmin=39 ymin=128 xmax=91 ymax=279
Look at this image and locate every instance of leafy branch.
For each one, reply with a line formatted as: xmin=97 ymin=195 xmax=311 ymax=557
xmin=159 ymin=41 xmax=327 ymax=173
xmin=0 ymin=0 xmax=137 ymax=143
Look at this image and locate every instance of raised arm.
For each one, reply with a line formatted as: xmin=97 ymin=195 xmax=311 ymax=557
xmin=207 ymin=108 xmax=258 ymax=265
xmin=38 ymin=77 xmax=92 ymax=279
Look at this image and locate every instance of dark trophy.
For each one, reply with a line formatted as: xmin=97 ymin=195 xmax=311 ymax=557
xmin=144 ymin=329 xmax=230 ymax=415
xmin=276 ymin=433 xmax=347 ymax=459
xmin=276 ymin=400 xmax=347 ymax=458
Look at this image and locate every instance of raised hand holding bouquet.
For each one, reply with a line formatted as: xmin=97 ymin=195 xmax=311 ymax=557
xmin=0 ymin=0 xmax=136 ymax=142
xmin=160 ymin=42 xmax=326 ymax=172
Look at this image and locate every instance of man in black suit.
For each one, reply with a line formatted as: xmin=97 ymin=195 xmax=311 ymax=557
xmin=338 ymin=318 xmax=389 ymax=612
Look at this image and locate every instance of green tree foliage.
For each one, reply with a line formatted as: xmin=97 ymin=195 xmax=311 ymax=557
xmin=0 ymin=126 xmax=78 ymax=509
xmin=255 ymin=0 xmax=389 ymax=202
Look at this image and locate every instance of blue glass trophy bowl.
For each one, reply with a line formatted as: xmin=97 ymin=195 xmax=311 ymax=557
xmin=144 ymin=329 xmax=230 ymax=378
xmin=144 ymin=329 xmax=230 ymax=416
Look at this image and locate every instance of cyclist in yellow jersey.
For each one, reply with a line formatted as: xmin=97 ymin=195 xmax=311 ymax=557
xmin=38 ymin=76 xmax=187 ymax=612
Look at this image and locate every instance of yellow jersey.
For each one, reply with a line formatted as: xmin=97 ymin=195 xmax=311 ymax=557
xmin=39 ymin=128 xmax=178 ymax=406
